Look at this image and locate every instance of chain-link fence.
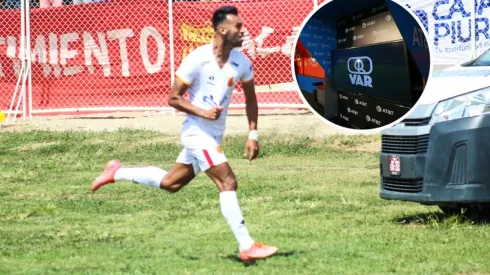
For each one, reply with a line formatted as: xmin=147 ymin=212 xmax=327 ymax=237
xmin=1 ymin=0 xmax=489 ymax=119
xmin=1 ymin=0 xmax=315 ymax=118
xmin=0 ymin=4 xmax=23 ymax=118
xmin=28 ymin=0 xmax=171 ymax=114
xmin=172 ymin=0 xmax=313 ymax=108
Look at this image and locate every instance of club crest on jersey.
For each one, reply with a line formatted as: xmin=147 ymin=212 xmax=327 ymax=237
xmin=227 ymin=77 xmax=234 ymax=87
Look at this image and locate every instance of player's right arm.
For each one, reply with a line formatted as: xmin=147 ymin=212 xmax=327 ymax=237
xmin=168 ymin=52 xmax=223 ymax=120
xmin=168 ymin=78 xmax=223 ymax=120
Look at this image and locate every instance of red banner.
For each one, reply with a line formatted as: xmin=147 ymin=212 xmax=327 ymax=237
xmin=0 ymin=8 xmax=22 ymax=111
xmin=173 ymin=0 xmax=312 ymax=86
xmin=0 ymin=0 xmax=311 ymax=112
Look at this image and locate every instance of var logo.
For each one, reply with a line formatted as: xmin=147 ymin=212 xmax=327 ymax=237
xmin=348 ymin=56 xmax=373 ymax=88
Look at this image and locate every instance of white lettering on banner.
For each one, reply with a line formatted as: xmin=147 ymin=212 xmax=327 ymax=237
xmin=6 ymin=36 xmax=16 ymax=58
xmin=251 ymin=26 xmax=280 ymax=58
xmin=32 ymin=35 xmax=47 ymax=65
xmin=7 ymin=36 xmax=21 ymax=77
xmin=49 ymin=33 xmax=62 ymax=77
xmin=32 ymin=35 xmax=51 ymax=77
xmin=242 ymin=26 xmax=301 ymax=59
xmin=83 ymin=31 xmax=110 ymax=77
xmin=1 ymin=27 xmax=169 ymax=78
xmin=60 ymin=33 xmax=84 ymax=76
xmin=0 ymin=23 xmax=300 ymax=78
xmin=107 ymin=29 xmax=134 ymax=77
xmin=140 ymin=26 xmax=165 ymax=74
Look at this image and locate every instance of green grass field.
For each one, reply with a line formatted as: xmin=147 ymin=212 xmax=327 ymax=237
xmin=1 ymin=129 xmax=490 ymax=274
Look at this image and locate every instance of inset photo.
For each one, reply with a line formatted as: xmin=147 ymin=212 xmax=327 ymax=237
xmin=293 ymin=0 xmax=431 ymax=130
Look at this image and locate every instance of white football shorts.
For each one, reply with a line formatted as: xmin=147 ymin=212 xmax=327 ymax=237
xmin=176 ymin=132 xmax=227 ymax=175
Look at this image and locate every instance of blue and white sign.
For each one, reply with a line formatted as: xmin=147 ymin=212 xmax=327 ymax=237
xmin=400 ymin=0 xmax=490 ymax=64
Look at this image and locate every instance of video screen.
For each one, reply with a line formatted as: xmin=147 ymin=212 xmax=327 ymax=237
xmin=336 ymin=2 xmax=403 ymax=49
xmin=332 ymin=41 xmax=412 ymax=105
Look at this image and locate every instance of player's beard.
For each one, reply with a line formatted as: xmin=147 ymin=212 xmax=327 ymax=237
xmin=228 ymin=34 xmax=243 ymax=48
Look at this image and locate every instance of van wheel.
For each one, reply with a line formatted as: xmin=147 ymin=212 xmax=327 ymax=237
xmin=472 ymin=204 xmax=490 ymax=218
xmin=438 ymin=205 xmax=464 ymax=215
xmin=439 ymin=204 xmax=490 ymax=218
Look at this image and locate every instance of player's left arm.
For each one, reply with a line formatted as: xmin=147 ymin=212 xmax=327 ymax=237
xmin=241 ymin=70 xmax=259 ymax=161
xmin=242 ymin=79 xmax=258 ymax=133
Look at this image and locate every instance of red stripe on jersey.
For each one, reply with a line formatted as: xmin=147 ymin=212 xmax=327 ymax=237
xmin=202 ymin=149 xmax=214 ymax=167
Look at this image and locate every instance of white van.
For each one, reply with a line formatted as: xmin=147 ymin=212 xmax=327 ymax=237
xmin=379 ymin=48 xmax=490 ymax=215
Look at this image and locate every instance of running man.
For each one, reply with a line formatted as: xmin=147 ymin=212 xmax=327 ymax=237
xmin=91 ymin=6 xmax=278 ymax=262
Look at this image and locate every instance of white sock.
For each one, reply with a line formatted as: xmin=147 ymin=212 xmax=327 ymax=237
xmin=219 ymin=191 xmax=255 ymax=251
xmin=114 ymin=166 xmax=167 ymax=188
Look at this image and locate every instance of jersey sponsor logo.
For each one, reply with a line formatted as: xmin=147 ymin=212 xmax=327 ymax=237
xmin=220 ymin=96 xmax=228 ymax=106
xmin=203 ymin=94 xmax=228 ymax=107
xmin=203 ymin=95 xmax=217 ymax=106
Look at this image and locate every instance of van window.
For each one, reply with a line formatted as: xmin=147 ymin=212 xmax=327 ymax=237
xmin=474 ymin=51 xmax=490 ymax=66
xmin=461 ymin=49 xmax=490 ymax=67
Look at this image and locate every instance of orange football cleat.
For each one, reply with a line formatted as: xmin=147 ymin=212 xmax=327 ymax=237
xmin=239 ymin=242 xmax=278 ymax=262
xmin=91 ymin=160 xmax=121 ymax=192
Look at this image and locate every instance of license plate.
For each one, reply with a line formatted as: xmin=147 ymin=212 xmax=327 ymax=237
xmin=389 ymin=155 xmax=401 ymax=176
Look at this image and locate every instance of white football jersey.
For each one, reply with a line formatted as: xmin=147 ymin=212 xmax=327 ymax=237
xmin=175 ymin=43 xmax=254 ymax=139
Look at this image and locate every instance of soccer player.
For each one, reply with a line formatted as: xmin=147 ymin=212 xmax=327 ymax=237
xmin=91 ymin=6 xmax=278 ymax=262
